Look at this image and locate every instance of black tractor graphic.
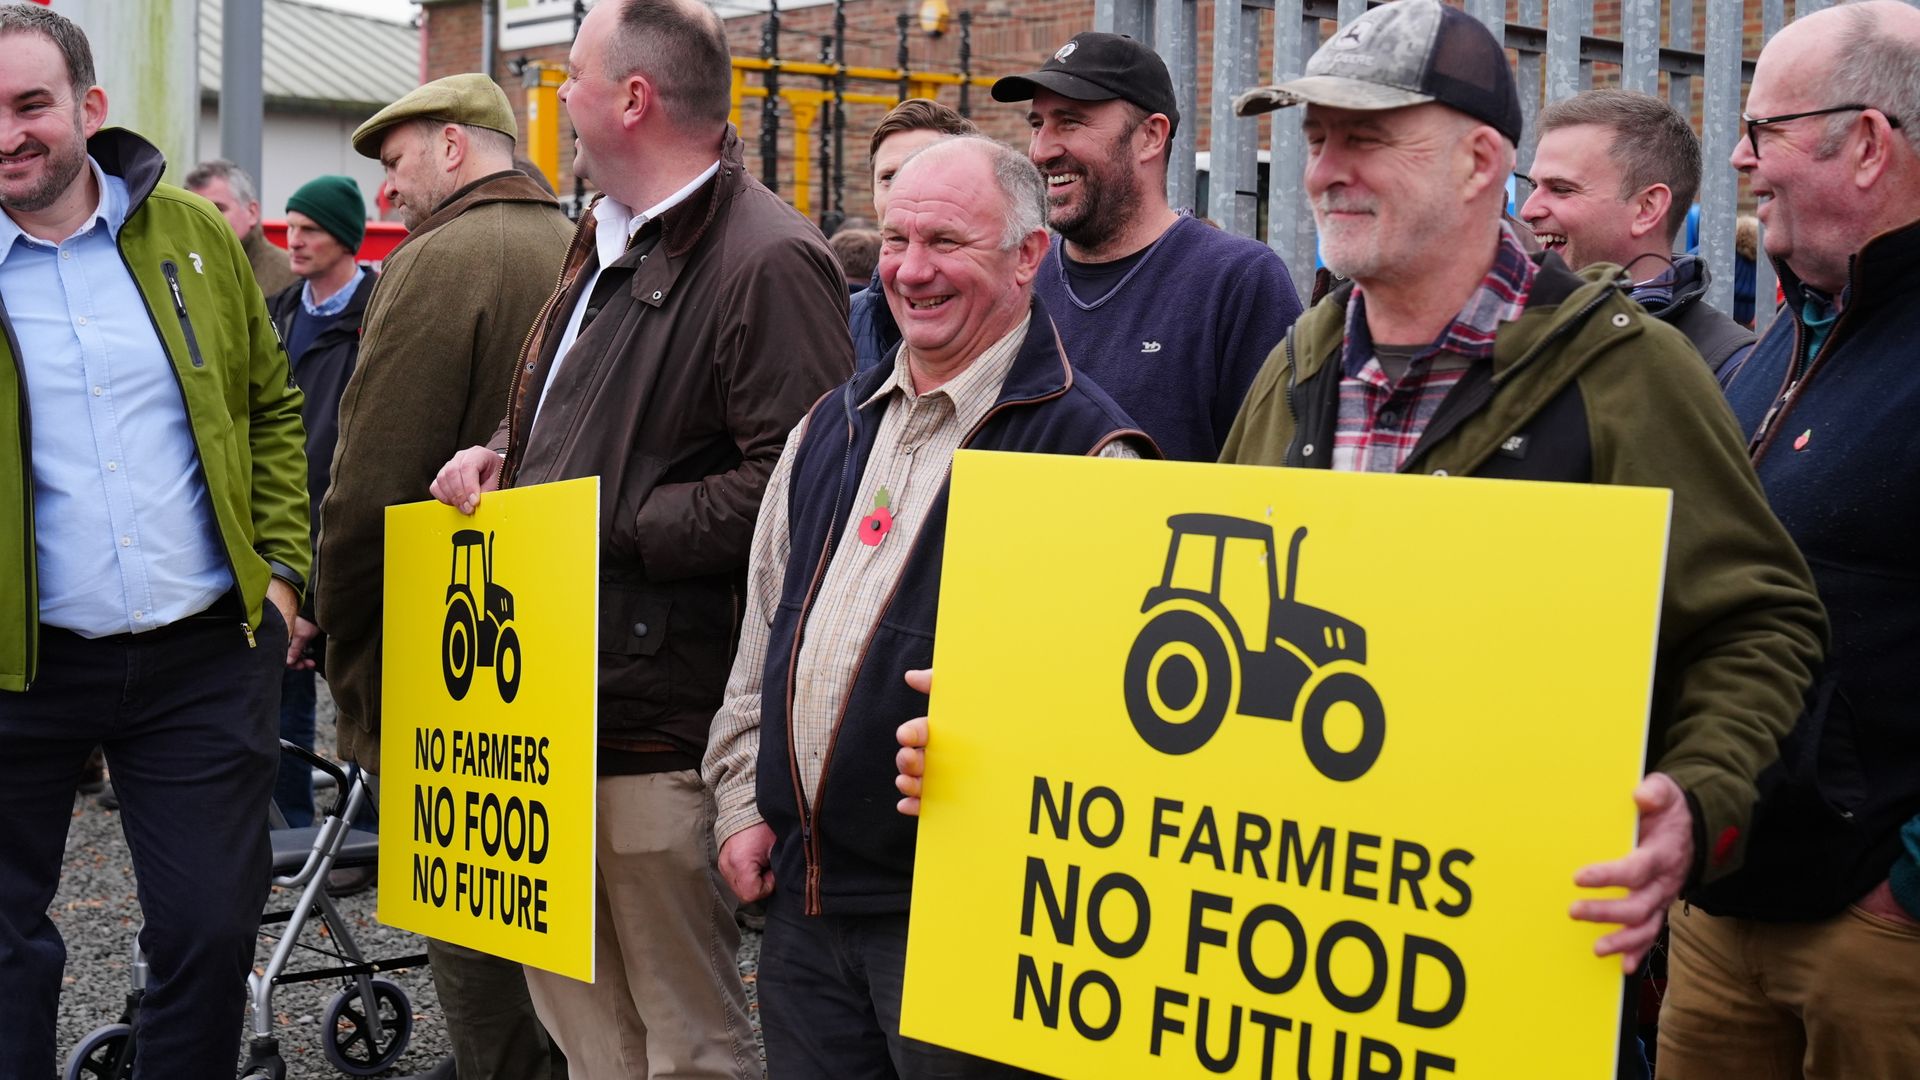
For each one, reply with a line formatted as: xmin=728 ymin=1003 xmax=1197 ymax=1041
xmin=1123 ymin=514 xmax=1385 ymax=780
xmin=442 ymin=529 xmax=522 ymax=703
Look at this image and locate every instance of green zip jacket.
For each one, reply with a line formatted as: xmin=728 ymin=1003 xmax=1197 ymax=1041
xmin=0 ymin=129 xmax=309 ymax=691
xmin=1220 ymin=255 xmax=1828 ymax=884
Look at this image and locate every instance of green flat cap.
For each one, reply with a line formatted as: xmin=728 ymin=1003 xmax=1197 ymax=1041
xmin=352 ymin=73 xmax=517 ymax=159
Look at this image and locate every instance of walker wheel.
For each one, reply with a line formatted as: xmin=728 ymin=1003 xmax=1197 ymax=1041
xmin=321 ymin=977 xmax=413 ymax=1076
xmin=61 ymin=1023 xmax=133 ymax=1080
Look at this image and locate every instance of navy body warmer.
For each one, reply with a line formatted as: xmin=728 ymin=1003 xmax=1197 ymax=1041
xmin=757 ymin=295 xmax=1155 ymax=916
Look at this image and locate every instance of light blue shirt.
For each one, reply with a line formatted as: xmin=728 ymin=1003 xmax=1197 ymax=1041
xmin=301 ymin=266 xmax=365 ymax=318
xmin=0 ymin=157 xmax=231 ymax=637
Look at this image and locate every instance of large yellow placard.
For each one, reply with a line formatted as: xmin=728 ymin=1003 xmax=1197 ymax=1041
xmin=902 ymin=452 xmax=1670 ymax=1078
xmin=378 ymin=478 xmax=599 ymax=982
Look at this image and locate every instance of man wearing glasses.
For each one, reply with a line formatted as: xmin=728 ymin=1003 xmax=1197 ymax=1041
xmin=1660 ymin=2 xmax=1920 ymax=1076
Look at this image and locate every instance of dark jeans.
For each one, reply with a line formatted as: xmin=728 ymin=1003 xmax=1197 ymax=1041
xmin=760 ymin=894 xmax=1039 ymax=1080
xmin=0 ymin=608 xmax=284 ymax=1080
xmin=275 ymin=667 xmax=316 ymax=827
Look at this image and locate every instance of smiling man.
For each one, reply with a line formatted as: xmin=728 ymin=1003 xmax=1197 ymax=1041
xmin=0 ymin=5 xmax=309 ymax=1076
xmin=703 ymin=135 xmax=1152 ymax=1079
xmin=1664 ymin=4 xmax=1920 ymax=1076
xmin=1521 ymin=89 xmax=1754 ymax=372
xmin=990 ymin=32 xmax=1301 ymax=462
xmin=894 ymin=5 xmax=1828 ymax=1080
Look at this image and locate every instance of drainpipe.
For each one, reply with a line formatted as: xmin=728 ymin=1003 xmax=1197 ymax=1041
xmin=481 ymin=0 xmax=495 ymax=79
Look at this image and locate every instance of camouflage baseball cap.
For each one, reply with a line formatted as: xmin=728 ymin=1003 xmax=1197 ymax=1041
xmin=1232 ymin=0 xmax=1522 ymax=145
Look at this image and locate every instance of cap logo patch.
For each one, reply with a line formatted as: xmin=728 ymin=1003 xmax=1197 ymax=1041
xmin=1054 ymin=41 xmax=1078 ymax=61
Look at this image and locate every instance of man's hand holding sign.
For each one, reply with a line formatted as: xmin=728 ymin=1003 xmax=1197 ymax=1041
xmin=886 ymin=447 xmax=1820 ymax=1079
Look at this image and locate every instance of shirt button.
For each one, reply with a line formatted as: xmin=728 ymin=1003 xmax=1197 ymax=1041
xmin=106 ymin=461 xmax=117 ymax=472
xmin=132 ymin=610 xmax=143 ymax=620
xmin=651 ymin=291 xmax=663 ymax=301
xmin=76 ymin=316 xmax=88 ymax=326
xmin=92 ymin=386 xmax=103 ymax=397
xmin=61 ymin=250 xmax=71 ymax=260
xmin=120 ymin=535 xmax=131 ymax=547
xmin=1378 ymin=409 xmax=1400 ymax=427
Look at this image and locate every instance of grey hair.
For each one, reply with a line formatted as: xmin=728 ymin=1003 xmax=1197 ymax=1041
xmin=0 ymin=3 xmax=96 ymax=94
xmin=899 ymin=135 xmax=1048 ymax=250
xmin=184 ymin=159 xmax=259 ymax=205
xmin=1816 ymin=3 xmax=1920 ymax=156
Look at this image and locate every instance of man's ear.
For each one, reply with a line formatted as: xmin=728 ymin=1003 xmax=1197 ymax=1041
xmin=441 ymin=124 xmax=469 ymax=173
xmin=1852 ymin=109 xmax=1901 ymax=190
xmin=621 ymin=73 xmax=654 ymax=131
xmin=1011 ymin=227 xmax=1049 ymax=286
xmin=80 ymin=85 xmax=107 ymax=138
xmin=1627 ymin=183 xmax=1674 ymax=241
xmin=1133 ymin=113 xmax=1172 ymax=166
xmin=1459 ymin=124 xmax=1510 ymax=205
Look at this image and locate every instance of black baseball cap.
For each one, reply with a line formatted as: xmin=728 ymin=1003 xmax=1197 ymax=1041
xmin=992 ymin=32 xmax=1181 ymax=138
xmin=1232 ymin=0 xmax=1522 ymax=146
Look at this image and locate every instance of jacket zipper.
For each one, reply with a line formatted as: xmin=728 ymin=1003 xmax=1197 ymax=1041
xmin=131 ymin=252 xmax=254 ymax=646
xmin=1747 ymin=259 xmax=1862 ymax=461
xmin=784 ymin=396 xmax=855 ymax=914
xmin=500 ymin=215 xmax=597 ymax=487
xmin=160 ymin=261 xmax=206 ymax=368
xmin=1282 ymin=331 xmax=1301 ymax=465
xmin=790 ymin=376 xmax=1073 ymax=914
xmin=1 ymin=297 xmax=37 ymax=685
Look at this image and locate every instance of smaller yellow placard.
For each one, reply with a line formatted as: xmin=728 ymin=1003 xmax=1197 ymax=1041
xmin=378 ymin=478 xmax=599 ymax=982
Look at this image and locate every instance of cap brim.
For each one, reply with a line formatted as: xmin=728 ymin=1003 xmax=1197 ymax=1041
xmin=1232 ymin=75 xmax=1433 ymax=118
xmin=991 ymin=69 xmax=1123 ymax=105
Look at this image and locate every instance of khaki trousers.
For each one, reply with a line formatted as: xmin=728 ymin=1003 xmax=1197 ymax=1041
xmin=1658 ymin=901 xmax=1920 ymax=1079
xmin=523 ymin=770 xmax=758 ymax=1080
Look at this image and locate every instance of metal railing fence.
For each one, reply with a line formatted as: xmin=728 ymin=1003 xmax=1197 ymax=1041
xmin=1093 ymin=0 xmax=1855 ymax=328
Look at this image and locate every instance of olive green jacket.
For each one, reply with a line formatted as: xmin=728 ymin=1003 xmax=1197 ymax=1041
xmin=1220 ymin=255 xmax=1828 ymax=884
xmin=0 ymin=129 xmax=310 ymax=691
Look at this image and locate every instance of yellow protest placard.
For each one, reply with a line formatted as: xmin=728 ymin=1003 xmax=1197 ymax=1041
xmin=902 ymin=451 xmax=1670 ymax=1078
xmin=378 ymin=478 xmax=599 ymax=982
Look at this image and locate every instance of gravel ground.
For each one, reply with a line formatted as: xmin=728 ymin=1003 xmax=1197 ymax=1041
xmin=51 ymin=681 xmax=763 ymax=1080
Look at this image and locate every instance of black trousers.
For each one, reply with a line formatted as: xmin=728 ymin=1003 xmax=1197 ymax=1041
xmin=759 ymin=892 xmax=1042 ymax=1080
xmin=0 ymin=607 xmax=284 ymax=1080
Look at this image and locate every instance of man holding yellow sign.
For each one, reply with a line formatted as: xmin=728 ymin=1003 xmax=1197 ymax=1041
xmin=898 ymin=3 xmax=1825 ymax=1076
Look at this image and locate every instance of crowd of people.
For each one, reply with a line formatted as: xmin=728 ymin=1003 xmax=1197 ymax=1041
xmin=0 ymin=0 xmax=1915 ymax=1077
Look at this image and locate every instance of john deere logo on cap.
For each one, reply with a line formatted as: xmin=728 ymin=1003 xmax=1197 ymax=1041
xmin=1332 ymin=22 xmax=1371 ymax=48
xmin=1054 ymin=41 xmax=1078 ymax=61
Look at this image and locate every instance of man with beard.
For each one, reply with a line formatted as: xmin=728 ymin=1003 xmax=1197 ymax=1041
xmin=992 ymin=32 xmax=1302 ymax=461
xmin=186 ymin=158 xmax=297 ymax=298
xmin=310 ymin=73 xmax=574 ymax=1080
xmin=0 ymin=5 xmax=308 ymax=1076
xmin=902 ymin=4 xmax=1829 ymax=1079
xmin=1520 ymin=89 xmax=1754 ymax=372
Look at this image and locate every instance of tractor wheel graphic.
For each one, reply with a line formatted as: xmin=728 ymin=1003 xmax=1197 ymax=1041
xmin=1123 ymin=609 xmax=1234 ymax=755
xmin=442 ymin=596 xmax=476 ymax=701
xmin=495 ymin=626 xmax=523 ymax=704
xmin=1299 ymin=670 xmax=1386 ymax=781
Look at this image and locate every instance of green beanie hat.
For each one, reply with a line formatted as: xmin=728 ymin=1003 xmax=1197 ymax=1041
xmin=286 ymin=175 xmax=367 ymax=252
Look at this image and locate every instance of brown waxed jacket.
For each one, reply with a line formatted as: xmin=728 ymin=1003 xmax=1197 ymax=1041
xmin=318 ymin=169 xmax=574 ymax=769
xmin=492 ymin=129 xmax=853 ymax=755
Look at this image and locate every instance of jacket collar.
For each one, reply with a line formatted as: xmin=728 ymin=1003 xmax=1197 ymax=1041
xmin=843 ymin=292 xmax=1074 ymax=426
xmin=654 ymin=127 xmax=749 ymax=261
xmin=83 ymin=127 xmax=166 ymax=211
xmin=1294 ymin=251 xmax=1623 ymax=384
xmin=1772 ymin=216 xmax=1920 ymax=321
xmin=388 ymin=169 xmax=561 ymax=261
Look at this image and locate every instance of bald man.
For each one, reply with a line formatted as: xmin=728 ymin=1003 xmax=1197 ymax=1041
xmin=1663 ymin=4 xmax=1920 ymax=1076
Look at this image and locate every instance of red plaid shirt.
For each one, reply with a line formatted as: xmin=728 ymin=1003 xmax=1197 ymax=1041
xmin=1331 ymin=224 xmax=1537 ymax=472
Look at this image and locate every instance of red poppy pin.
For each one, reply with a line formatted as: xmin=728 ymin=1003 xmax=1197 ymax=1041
xmin=858 ymin=486 xmax=894 ymax=546
xmin=1793 ymin=428 xmax=1812 ymax=451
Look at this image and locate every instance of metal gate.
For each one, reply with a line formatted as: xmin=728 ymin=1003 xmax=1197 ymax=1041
xmin=1092 ymin=0 xmax=1851 ymax=328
